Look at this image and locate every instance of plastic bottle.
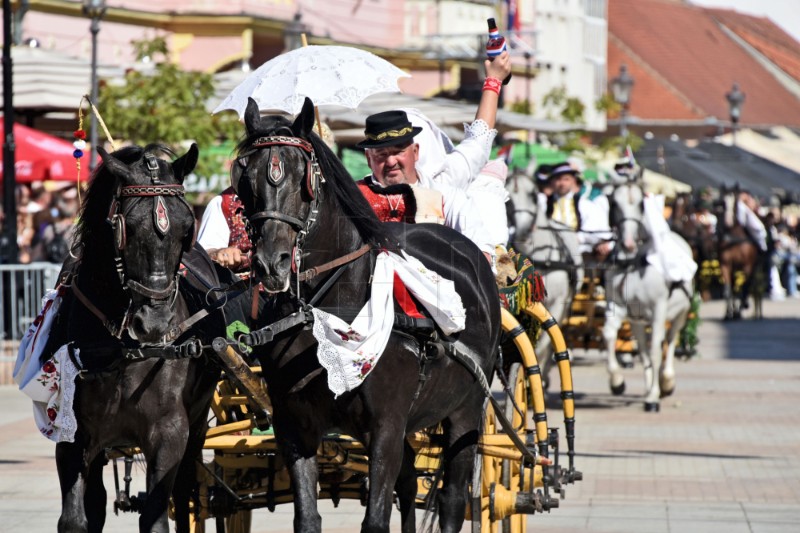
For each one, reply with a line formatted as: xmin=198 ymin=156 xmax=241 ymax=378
xmin=486 ymin=18 xmax=512 ymax=85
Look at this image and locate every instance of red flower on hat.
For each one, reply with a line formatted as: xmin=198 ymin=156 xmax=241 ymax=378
xmin=47 ymin=408 xmax=57 ymax=421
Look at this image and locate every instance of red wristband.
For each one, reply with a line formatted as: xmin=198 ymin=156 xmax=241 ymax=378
xmin=483 ymin=77 xmax=502 ymax=95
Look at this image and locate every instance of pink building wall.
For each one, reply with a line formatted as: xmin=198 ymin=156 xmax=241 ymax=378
xmin=18 ymin=0 xmax=411 ymax=71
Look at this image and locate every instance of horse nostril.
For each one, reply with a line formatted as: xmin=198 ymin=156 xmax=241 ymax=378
xmin=252 ymin=257 xmax=268 ymax=277
xmin=272 ymin=252 xmax=292 ymax=274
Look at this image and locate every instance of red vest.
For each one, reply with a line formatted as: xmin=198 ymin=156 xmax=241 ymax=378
xmin=356 ymin=179 xmax=416 ymax=223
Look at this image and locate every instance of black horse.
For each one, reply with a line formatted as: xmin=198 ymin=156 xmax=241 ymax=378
xmin=232 ymin=97 xmax=501 ymax=533
xmin=41 ymin=144 xmax=235 ymax=533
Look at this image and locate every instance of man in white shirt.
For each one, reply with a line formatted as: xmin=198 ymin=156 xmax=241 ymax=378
xmin=356 ymin=51 xmax=512 ymax=262
xmin=540 ymin=162 xmax=614 ymax=263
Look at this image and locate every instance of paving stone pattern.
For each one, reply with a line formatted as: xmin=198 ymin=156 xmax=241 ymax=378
xmin=0 ymin=298 xmax=798 ymax=532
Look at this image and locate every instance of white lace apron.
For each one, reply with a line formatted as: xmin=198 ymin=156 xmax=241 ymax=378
xmin=14 ymin=288 xmax=80 ymax=442
xmin=312 ymin=250 xmax=465 ymax=397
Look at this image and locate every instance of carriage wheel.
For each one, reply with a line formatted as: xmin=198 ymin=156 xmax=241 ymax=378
xmin=471 ymin=398 xmax=502 ymax=533
xmin=471 ymin=374 xmax=529 ymax=533
xmin=500 ymin=363 xmax=528 ymax=533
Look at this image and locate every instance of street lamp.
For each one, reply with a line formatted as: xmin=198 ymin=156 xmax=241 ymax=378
xmin=725 ymin=82 xmax=745 ymax=147
xmin=82 ymin=0 xmax=106 ymax=172
xmin=610 ymin=64 xmax=634 ymax=137
xmin=524 ymin=51 xmax=532 ymax=160
xmin=283 ymin=12 xmax=308 ymax=52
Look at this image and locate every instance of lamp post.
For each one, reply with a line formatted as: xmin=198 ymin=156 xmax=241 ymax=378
xmin=524 ymin=51 xmax=532 ymax=160
xmin=610 ymin=64 xmax=634 ymax=137
xmin=82 ymin=0 xmax=106 ymax=173
xmin=283 ymin=12 xmax=308 ymax=52
xmin=2 ymin=0 xmax=18 ymax=263
xmin=725 ymin=82 xmax=745 ymax=147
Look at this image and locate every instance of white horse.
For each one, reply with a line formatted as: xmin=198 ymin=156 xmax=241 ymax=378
xmin=604 ymin=181 xmax=695 ymax=412
xmin=506 ymin=172 xmax=581 ymax=386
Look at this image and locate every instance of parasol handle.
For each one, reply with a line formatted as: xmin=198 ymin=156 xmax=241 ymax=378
xmin=300 ymin=33 xmax=325 ymax=139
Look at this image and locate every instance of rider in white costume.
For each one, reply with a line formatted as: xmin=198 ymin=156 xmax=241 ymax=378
xmin=538 ymin=162 xmax=614 ymax=265
xmin=737 ymin=190 xmax=768 ymax=253
xmin=402 ymin=108 xmax=511 ymax=251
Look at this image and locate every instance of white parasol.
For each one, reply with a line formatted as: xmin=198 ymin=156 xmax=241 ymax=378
xmin=213 ymin=45 xmax=410 ymax=118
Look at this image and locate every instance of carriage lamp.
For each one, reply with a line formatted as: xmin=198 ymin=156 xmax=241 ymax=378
xmin=82 ymin=0 xmax=107 ymax=172
xmin=726 ymin=83 xmax=745 ymax=147
xmin=283 ymin=11 xmax=308 ymax=52
xmin=610 ymin=64 xmax=634 ymax=137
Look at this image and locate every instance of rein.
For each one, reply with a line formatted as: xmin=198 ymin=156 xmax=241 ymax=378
xmin=298 ymin=243 xmax=372 ymax=282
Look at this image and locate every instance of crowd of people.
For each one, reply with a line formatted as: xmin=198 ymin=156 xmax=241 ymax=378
xmin=7 ymin=181 xmax=80 ymax=265
xmin=3 ymin=43 xmax=798 ymax=304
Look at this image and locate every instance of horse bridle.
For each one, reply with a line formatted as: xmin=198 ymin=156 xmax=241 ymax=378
xmin=239 ymin=135 xmax=326 ymax=294
xmin=106 ymin=153 xmax=194 ymax=301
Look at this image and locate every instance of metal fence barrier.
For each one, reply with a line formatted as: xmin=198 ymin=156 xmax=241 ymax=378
xmin=1 ymin=263 xmax=62 ymax=376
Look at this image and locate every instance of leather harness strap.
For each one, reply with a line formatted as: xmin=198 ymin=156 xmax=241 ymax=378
xmin=71 ymin=280 xmax=129 ymax=339
xmin=298 ymin=243 xmax=372 ymax=282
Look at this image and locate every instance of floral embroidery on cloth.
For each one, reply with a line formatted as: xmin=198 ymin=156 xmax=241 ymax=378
xmin=312 ymin=250 xmax=465 ymax=398
xmin=14 ymin=289 xmax=80 ymax=442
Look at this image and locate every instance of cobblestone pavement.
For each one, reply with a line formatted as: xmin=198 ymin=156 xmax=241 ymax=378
xmin=1 ymin=298 xmax=798 ymax=532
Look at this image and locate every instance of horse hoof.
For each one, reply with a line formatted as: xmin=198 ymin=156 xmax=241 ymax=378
xmin=616 ymin=353 xmax=634 ymax=369
xmin=660 ymin=375 xmax=676 ymax=397
xmin=611 ymin=382 xmax=626 ymax=396
xmin=644 ymin=402 xmax=660 ymax=413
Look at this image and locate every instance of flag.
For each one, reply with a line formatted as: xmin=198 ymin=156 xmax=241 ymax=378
xmin=497 ymin=144 xmax=514 ymax=165
xmin=506 ymin=0 xmax=521 ymax=33
xmin=624 ymin=144 xmax=637 ymax=167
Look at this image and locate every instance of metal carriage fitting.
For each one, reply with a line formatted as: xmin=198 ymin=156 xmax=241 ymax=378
xmin=523 ymin=300 xmax=583 ymax=486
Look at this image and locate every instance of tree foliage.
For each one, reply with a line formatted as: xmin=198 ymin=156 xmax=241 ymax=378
xmin=97 ymin=37 xmax=242 ymax=180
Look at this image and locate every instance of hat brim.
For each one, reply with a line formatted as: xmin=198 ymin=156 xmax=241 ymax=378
xmin=548 ymin=168 xmax=582 ymax=181
xmin=356 ymin=126 xmax=422 ymax=149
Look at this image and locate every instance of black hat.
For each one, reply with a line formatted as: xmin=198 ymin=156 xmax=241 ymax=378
xmin=356 ymin=110 xmax=423 ymax=149
xmin=547 ymin=161 xmax=582 ymax=182
xmin=534 ymin=163 xmax=554 ymax=182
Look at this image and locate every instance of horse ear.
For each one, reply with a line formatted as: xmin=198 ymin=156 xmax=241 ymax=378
xmin=291 ymin=97 xmax=316 ymax=138
xmin=244 ymin=97 xmax=262 ymax=136
xmin=98 ymin=146 xmax=133 ymax=181
xmin=172 ymin=143 xmax=199 ymax=183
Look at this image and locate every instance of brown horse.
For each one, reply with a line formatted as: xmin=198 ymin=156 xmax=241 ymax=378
xmin=716 ymin=188 xmax=761 ymax=320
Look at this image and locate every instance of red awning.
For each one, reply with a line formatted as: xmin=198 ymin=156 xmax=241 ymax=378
xmin=0 ymin=120 xmax=97 ymax=183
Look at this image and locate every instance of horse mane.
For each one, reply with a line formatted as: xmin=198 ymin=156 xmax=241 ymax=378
xmin=235 ymin=116 xmax=392 ymax=248
xmin=74 ymin=144 xmax=176 ymax=253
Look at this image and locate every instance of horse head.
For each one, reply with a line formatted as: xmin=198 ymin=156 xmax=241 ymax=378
xmin=609 ymin=181 xmax=646 ymax=258
xmin=505 ymin=170 xmax=538 ymax=253
xmin=232 ymin=97 xmax=329 ymax=293
xmin=82 ymin=144 xmax=197 ymax=343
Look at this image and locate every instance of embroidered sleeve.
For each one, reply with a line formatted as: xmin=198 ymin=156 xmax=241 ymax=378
xmin=462 ymin=118 xmax=498 ymax=150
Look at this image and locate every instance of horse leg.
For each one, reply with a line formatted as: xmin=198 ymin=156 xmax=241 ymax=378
xmin=603 ymin=300 xmax=626 ymax=395
xmin=84 ymin=454 xmax=107 ymax=533
xmin=642 ymin=300 xmax=668 ymax=412
xmin=276 ymin=416 xmax=323 ymax=533
xmin=173 ymin=428 xmax=207 ymax=533
xmin=139 ymin=429 xmax=189 ymax=533
xmin=394 ymin=440 xmax=418 ymax=533
xmin=720 ymin=264 xmax=735 ymax=320
xmin=661 ymin=289 xmax=691 ymax=397
xmin=56 ymin=441 xmax=91 ymax=533
xmin=437 ymin=398 xmax=482 ymax=533
xmin=361 ymin=417 xmax=409 ymax=533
